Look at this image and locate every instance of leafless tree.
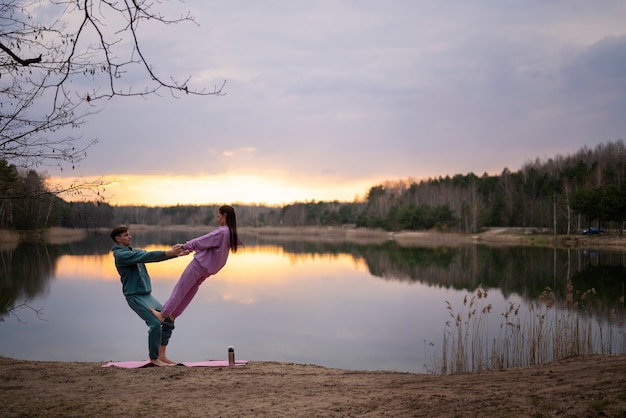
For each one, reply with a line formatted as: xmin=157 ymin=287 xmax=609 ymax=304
xmin=1 ymin=0 xmax=224 ymax=175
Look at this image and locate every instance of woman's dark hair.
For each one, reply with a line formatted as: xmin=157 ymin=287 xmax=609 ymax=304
xmin=219 ymin=205 xmax=239 ymax=252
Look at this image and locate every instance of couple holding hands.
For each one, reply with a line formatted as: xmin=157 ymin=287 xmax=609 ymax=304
xmin=110 ymin=205 xmax=240 ymax=366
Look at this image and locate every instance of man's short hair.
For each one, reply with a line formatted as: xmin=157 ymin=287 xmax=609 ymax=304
xmin=110 ymin=225 xmax=129 ymax=242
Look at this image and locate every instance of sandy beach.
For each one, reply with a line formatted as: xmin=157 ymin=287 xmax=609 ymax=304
xmin=2 ymin=355 xmax=626 ymax=417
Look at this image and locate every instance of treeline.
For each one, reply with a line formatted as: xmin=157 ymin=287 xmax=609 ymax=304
xmin=358 ymin=140 xmax=626 ymax=234
xmin=1 ymin=141 xmax=625 ymax=234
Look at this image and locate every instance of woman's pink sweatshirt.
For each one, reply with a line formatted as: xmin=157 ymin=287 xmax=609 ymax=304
xmin=182 ymin=226 xmax=231 ymax=275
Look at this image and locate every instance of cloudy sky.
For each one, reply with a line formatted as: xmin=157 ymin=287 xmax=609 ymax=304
xmin=49 ymin=1 xmax=626 ymax=206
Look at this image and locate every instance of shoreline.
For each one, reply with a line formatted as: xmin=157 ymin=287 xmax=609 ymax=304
xmin=2 ymin=225 xmax=625 ymax=250
xmin=2 ymin=355 xmax=626 ymax=416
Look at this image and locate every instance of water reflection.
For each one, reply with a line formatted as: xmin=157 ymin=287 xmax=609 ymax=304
xmin=0 ymin=242 xmax=61 ymax=316
xmin=3 ymin=231 xmax=626 ymax=319
xmin=1 ymin=230 xmax=625 ymax=373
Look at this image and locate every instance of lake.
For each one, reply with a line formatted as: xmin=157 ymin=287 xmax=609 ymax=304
xmin=1 ymin=229 xmax=625 ymax=373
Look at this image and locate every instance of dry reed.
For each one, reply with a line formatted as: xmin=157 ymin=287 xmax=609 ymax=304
xmin=426 ymin=282 xmax=626 ymax=375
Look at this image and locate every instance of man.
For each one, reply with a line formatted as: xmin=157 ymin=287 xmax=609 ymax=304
xmin=110 ymin=225 xmax=188 ymax=366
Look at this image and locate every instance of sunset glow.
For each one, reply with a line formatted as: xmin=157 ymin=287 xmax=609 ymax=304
xmin=47 ymin=174 xmax=375 ymax=206
xmin=55 ymin=250 xmax=192 ymax=282
xmin=54 ymin=245 xmax=369 ymax=287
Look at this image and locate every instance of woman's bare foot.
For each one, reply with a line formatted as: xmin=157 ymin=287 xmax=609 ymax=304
xmin=149 ymin=308 xmax=166 ymax=323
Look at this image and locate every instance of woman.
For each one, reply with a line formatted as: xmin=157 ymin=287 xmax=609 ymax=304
xmin=151 ymin=205 xmax=240 ymax=322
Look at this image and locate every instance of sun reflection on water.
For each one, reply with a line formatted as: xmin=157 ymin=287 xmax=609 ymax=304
xmin=54 ymin=245 xmax=370 ymax=286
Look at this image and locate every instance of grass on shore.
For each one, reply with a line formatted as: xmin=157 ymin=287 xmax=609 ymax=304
xmin=426 ymin=282 xmax=626 ymax=375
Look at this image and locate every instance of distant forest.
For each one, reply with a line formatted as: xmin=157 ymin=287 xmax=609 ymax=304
xmin=1 ymin=141 xmax=626 ymax=234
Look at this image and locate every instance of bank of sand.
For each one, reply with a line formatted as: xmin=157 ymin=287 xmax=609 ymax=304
xmin=2 ymin=225 xmax=626 ymax=249
xmin=1 ymin=355 xmax=626 ymax=417
xmin=2 ymin=226 xmax=626 ymax=416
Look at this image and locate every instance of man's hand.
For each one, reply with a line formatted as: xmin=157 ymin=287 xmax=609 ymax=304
xmin=165 ymin=244 xmax=190 ymax=257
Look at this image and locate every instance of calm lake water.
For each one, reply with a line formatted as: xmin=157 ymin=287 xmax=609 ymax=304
xmin=1 ymin=229 xmax=625 ymax=373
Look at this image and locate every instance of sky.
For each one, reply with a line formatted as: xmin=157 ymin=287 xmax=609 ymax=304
xmin=45 ymin=1 xmax=626 ymax=206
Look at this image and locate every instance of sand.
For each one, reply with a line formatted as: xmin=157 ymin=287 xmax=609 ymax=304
xmin=1 ymin=355 xmax=626 ymax=417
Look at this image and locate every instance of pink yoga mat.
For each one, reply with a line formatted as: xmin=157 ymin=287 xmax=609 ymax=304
xmin=102 ymin=360 xmax=248 ymax=368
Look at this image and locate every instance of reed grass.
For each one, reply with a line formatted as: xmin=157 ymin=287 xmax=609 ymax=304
xmin=426 ymin=282 xmax=626 ymax=375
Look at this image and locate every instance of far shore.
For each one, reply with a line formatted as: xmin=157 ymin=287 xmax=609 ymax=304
xmin=1 ymin=225 xmax=625 ymax=251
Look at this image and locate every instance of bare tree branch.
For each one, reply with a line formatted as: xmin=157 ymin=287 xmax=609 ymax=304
xmin=1 ymin=0 xmax=224 ymax=173
xmin=0 ymin=177 xmax=109 ymax=203
xmin=0 ymin=42 xmax=42 ymax=66
xmin=1 ymin=302 xmax=46 ymax=323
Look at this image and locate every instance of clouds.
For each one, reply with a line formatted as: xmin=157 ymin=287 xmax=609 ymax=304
xmin=53 ymin=1 xmax=626 ymax=205
xmin=561 ymin=35 xmax=626 ymax=105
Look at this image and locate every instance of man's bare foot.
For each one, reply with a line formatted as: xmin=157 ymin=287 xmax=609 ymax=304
xmin=159 ymin=356 xmax=177 ymax=365
xmin=149 ymin=358 xmax=171 ymax=367
xmin=149 ymin=308 xmax=166 ymax=323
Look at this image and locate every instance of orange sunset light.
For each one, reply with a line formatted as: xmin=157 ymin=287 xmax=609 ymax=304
xmin=47 ymin=174 xmax=374 ymax=206
xmin=55 ymin=252 xmax=192 ymax=282
xmin=54 ymin=246 xmax=368 ymax=284
xmin=222 ymin=246 xmax=369 ymax=283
